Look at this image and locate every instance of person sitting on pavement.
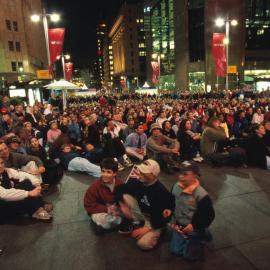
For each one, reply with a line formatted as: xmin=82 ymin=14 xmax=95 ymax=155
xmin=0 ymin=157 xmax=52 ymax=222
xmin=103 ymin=119 xmax=133 ymax=171
xmin=146 ymin=123 xmax=180 ymax=174
xmin=47 ymin=120 xmax=61 ymax=145
xmin=27 ymin=137 xmax=64 ymax=186
xmin=59 ymin=144 xmax=101 ymax=178
xmin=5 ymin=135 xmax=27 ymax=155
xmin=122 ymin=117 xmax=135 ymax=141
xmin=156 ymin=110 xmax=167 ymax=128
xmin=84 ymin=158 xmax=123 ymax=234
xmin=0 ymin=142 xmax=45 ymax=178
xmin=124 ymin=123 xmax=147 ymax=161
xmin=162 ymin=120 xmax=177 ymax=139
xmin=201 ymin=116 xmax=246 ymax=167
xmin=82 ymin=114 xmax=103 ymax=164
xmin=169 ymin=161 xmax=215 ymax=261
xmin=115 ymin=159 xmax=175 ymax=250
xmin=246 ymin=124 xmax=270 ymax=170
xmin=177 ymin=119 xmax=202 ymax=162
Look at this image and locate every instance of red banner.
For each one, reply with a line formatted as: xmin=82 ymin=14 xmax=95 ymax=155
xmin=151 ymin=61 xmax=159 ymax=84
xmin=48 ymin=28 xmax=65 ymax=66
xmin=212 ymin=33 xmax=227 ymax=77
xmin=64 ymin=62 xmax=73 ymax=81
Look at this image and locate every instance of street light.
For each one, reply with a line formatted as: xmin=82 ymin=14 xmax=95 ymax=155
xmin=152 ymin=53 xmax=165 ymax=91
xmin=57 ymin=54 xmax=71 ymax=80
xmin=31 ymin=10 xmax=60 ymax=69
xmin=215 ymin=17 xmax=238 ymax=90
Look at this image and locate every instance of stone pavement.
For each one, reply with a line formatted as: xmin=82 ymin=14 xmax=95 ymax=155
xmin=1 ymin=164 xmax=270 ymax=270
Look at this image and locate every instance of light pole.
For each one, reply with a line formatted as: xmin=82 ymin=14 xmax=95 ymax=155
xmin=152 ymin=53 xmax=165 ymax=91
xmin=57 ymin=54 xmax=71 ymax=80
xmin=31 ymin=10 xmax=60 ymax=69
xmin=215 ymin=18 xmax=238 ymax=90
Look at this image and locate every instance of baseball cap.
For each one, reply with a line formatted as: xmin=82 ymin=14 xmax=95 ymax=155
xmin=150 ymin=123 xmax=162 ymax=133
xmin=179 ymin=160 xmax=200 ymax=175
xmin=136 ymin=159 xmax=160 ymax=177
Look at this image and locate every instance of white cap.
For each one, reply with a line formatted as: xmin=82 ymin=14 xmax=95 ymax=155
xmin=136 ymin=159 xmax=160 ymax=177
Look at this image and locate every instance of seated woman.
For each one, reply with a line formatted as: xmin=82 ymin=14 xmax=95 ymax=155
xmin=177 ymin=119 xmax=202 ymax=162
xmin=246 ymin=124 xmax=270 ymax=169
xmin=0 ymin=157 xmax=52 ymax=222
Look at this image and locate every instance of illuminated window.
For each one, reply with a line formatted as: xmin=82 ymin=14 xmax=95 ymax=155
xmin=138 ymin=43 xmax=145 ymax=48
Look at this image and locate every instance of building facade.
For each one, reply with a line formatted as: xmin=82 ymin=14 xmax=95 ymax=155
xmin=0 ymin=0 xmax=47 ymax=86
xmin=96 ymin=22 xmax=107 ymax=88
xmin=109 ymin=3 xmax=146 ymax=91
xmin=149 ymin=0 xmax=269 ymax=92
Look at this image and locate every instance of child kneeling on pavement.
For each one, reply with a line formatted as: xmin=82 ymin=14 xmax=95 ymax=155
xmin=170 ymin=161 xmax=215 ymax=260
xmin=84 ymin=158 xmax=123 ymax=234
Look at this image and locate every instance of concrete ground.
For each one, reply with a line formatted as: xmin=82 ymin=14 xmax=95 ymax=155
xmin=1 ymin=164 xmax=270 ymax=270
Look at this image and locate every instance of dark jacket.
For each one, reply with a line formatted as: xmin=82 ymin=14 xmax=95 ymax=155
xmin=59 ymin=151 xmax=80 ymax=169
xmin=115 ymin=179 xmax=175 ymax=229
xmin=246 ymin=134 xmax=269 ymax=169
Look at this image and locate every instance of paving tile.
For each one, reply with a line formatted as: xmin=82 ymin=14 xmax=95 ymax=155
xmin=237 ymin=237 xmax=270 ymax=270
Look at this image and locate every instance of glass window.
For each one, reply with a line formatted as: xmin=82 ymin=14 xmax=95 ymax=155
xmin=11 ymin=61 xmax=17 ymax=71
xmin=8 ymin=41 xmax=14 ymax=51
xmin=13 ymin=21 xmax=18 ymax=31
xmin=15 ymin=41 xmax=21 ymax=52
xmin=6 ymin=20 xmax=11 ymax=30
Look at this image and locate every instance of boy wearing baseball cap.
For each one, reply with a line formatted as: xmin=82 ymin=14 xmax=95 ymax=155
xmin=115 ymin=159 xmax=175 ymax=250
xmin=169 ymin=161 xmax=215 ymax=260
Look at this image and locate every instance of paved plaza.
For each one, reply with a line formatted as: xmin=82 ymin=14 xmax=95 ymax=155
xmin=1 ymin=164 xmax=270 ymax=270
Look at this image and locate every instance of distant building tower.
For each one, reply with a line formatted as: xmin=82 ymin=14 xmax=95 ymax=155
xmin=96 ymin=22 xmax=107 ymax=88
xmin=0 ymin=0 xmax=47 ymax=84
xmin=103 ymin=38 xmax=114 ymax=91
xmin=109 ymin=2 xmax=146 ymax=91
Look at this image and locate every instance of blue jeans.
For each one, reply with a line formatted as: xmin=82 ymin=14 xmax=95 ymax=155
xmin=68 ymin=157 xmax=101 ymax=178
xmin=170 ymin=230 xmax=204 ymax=261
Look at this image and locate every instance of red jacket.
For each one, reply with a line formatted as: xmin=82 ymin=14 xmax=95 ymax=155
xmin=84 ymin=177 xmax=123 ymax=215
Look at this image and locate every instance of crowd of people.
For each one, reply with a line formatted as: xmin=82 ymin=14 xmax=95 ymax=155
xmin=1 ymin=90 xmax=270 ymax=260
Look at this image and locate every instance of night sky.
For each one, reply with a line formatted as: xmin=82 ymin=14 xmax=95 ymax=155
xmin=46 ymin=0 xmax=125 ymax=68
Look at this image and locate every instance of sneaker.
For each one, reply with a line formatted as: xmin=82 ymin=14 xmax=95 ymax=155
xmin=193 ymin=156 xmax=203 ymax=163
xmin=90 ymin=219 xmax=105 ymax=235
xmin=32 ymin=207 xmax=52 ymax=222
xmin=123 ymin=158 xmax=133 ymax=167
xmin=118 ymin=163 xmax=125 ymax=171
xmin=43 ymin=203 xmax=53 ymax=213
xmin=118 ymin=224 xmax=134 ymax=234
